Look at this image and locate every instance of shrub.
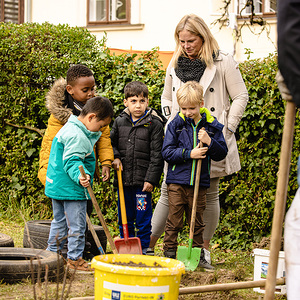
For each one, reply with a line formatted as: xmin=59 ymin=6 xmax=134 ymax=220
xmin=214 ymin=53 xmax=300 ymax=249
xmin=0 ymin=22 xmax=165 ymax=224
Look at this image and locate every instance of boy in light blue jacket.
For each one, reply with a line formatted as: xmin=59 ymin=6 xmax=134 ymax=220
xmin=45 ymin=96 xmax=113 ymax=272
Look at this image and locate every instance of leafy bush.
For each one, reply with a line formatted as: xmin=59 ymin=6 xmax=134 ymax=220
xmin=0 ymin=22 xmax=165 ymax=225
xmin=0 ymin=22 xmax=298 ymax=249
xmin=214 ymin=54 xmax=300 ymax=249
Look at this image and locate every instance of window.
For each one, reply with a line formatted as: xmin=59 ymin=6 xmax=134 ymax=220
xmin=239 ymin=0 xmax=276 ymax=15
xmin=88 ymin=0 xmax=129 ymax=25
xmin=0 ymin=0 xmax=24 ymax=23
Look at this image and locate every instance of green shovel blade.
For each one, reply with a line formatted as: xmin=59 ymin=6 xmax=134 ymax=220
xmin=177 ymin=240 xmax=201 ymax=271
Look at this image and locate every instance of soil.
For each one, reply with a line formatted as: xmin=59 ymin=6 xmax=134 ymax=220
xmin=111 ymin=260 xmax=163 ymax=268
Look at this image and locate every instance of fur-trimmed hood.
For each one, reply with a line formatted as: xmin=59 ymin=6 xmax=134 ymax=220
xmin=46 ymin=78 xmax=72 ymax=124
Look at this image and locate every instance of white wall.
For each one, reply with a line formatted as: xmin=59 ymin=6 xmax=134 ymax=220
xmin=29 ymin=0 xmax=87 ymax=27
xmin=26 ymin=0 xmax=277 ymax=62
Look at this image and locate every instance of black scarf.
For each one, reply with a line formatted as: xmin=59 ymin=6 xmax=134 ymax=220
xmin=64 ymin=90 xmax=84 ymax=116
xmin=175 ymin=56 xmax=207 ymax=83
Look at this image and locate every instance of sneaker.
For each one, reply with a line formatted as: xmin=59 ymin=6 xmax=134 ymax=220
xmin=164 ymin=249 xmax=176 ymax=259
xmin=203 ymin=248 xmax=211 ymax=265
xmin=198 ymin=249 xmax=214 ymax=270
xmin=67 ymin=257 xmax=93 ymax=272
xmin=143 ymin=248 xmax=155 ymax=256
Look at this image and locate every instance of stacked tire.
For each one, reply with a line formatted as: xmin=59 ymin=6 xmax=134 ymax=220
xmin=0 ymin=247 xmax=64 ymax=283
xmin=23 ymin=220 xmax=107 ymax=256
xmin=0 ymin=232 xmax=14 ymax=247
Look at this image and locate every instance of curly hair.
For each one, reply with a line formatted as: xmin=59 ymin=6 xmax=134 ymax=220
xmin=66 ymin=64 xmax=94 ymax=85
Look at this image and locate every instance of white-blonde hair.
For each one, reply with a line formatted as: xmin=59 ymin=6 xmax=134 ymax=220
xmin=173 ymin=14 xmax=219 ymax=68
xmin=177 ymin=81 xmax=204 ymax=107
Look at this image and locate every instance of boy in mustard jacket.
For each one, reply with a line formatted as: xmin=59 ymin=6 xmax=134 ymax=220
xmin=38 ymin=64 xmax=114 ymax=259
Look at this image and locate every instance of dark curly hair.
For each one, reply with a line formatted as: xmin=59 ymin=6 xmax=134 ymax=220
xmin=66 ymin=64 xmax=94 ymax=85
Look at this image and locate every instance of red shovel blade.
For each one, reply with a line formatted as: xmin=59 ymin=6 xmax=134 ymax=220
xmin=114 ymin=237 xmax=142 ymax=254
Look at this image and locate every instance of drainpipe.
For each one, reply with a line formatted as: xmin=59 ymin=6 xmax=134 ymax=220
xmin=26 ymin=0 xmax=31 ymax=23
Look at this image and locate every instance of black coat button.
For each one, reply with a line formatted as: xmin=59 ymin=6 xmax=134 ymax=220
xmin=209 ymin=87 xmax=214 ymax=92
xmin=211 ymin=107 xmax=215 ymax=112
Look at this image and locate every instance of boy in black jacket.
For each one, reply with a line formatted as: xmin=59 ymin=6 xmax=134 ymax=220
xmin=111 ymin=81 xmax=166 ymax=255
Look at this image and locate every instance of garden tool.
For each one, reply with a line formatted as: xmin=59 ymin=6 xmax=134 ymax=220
xmin=264 ymin=72 xmax=297 ymax=299
xmin=79 ymin=166 xmax=118 ymax=254
xmin=177 ymin=149 xmax=203 ymax=271
xmin=85 ymin=212 xmax=105 ymax=255
xmin=114 ymin=168 xmax=143 ymax=254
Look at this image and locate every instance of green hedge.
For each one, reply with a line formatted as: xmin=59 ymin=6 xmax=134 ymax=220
xmin=215 ymin=54 xmax=300 ymax=249
xmin=0 ymin=22 xmax=165 ymax=228
xmin=0 ymin=22 xmax=299 ymax=248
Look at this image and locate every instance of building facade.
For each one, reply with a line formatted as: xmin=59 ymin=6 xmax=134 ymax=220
xmin=1 ymin=0 xmax=277 ymax=64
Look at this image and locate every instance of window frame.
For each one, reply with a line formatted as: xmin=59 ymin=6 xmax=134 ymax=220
xmin=87 ymin=0 xmax=130 ymax=26
xmin=0 ymin=0 xmax=24 ymax=24
xmin=238 ymin=0 xmax=276 ymax=18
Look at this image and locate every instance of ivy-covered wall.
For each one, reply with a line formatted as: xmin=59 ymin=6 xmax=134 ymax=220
xmin=0 ymin=22 xmax=299 ymax=249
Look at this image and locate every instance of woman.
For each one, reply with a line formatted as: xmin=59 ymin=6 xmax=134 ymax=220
xmin=150 ymin=14 xmax=248 ymax=267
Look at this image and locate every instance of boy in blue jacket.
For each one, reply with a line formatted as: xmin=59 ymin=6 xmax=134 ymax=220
xmin=45 ymin=96 xmax=113 ymax=272
xmin=162 ymin=81 xmax=228 ymax=269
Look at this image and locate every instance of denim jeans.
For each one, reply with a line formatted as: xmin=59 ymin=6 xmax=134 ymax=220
xmin=47 ymin=199 xmax=87 ymax=261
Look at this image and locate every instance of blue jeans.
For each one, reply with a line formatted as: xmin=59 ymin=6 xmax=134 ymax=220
xmin=118 ymin=186 xmax=152 ymax=249
xmin=47 ymin=199 xmax=87 ymax=261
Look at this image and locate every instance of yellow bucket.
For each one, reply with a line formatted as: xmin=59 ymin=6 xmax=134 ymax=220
xmin=91 ymin=254 xmax=185 ymax=300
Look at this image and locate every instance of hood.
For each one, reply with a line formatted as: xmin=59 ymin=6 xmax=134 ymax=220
xmin=122 ymin=107 xmax=167 ymax=125
xmin=46 ymin=78 xmax=72 ymax=124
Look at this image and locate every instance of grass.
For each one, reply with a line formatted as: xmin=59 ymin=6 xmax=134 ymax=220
xmin=0 ymin=217 xmax=287 ymax=300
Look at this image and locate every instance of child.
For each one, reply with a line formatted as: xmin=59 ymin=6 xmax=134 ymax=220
xmin=38 ymin=64 xmax=114 ymax=258
xmin=110 ymin=81 xmax=166 ymax=255
xmin=162 ymin=81 xmax=228 ymax=269
xmin=38 ymin=64 xmax=113 ymax=186
xmin=46 ymin=96 xmax=114 ymax=271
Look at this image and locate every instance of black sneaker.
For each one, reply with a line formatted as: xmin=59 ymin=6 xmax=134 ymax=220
xmin=164 ymin=249 xmax=176 ymax=259
xmin=198 ymin=249 xmax=214 ymax=270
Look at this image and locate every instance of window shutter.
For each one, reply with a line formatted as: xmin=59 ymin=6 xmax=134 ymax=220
xmin=0 ymin=0 xmax=24 ymax=24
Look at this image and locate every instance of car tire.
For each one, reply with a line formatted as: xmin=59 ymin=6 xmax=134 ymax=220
xmin=0 ymin=247 xmax=64 ymax=283
xmin=0 ymin=233 xmax=14 ymax=247
xmin=23 ymin=220 xmax=107 ymax=255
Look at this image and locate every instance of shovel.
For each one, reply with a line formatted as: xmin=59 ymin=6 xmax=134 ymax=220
xmin=79 ymin=165 xmax=118 ymax=254
xmin=114 ymin=168 xmax=143 ymax=254
xmin=177 ymin=153 xmax=203 ymax=271
xmin=86 ymin=212 xmax=105 ymax=255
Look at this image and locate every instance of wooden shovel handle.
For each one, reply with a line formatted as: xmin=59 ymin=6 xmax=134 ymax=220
xmin=116 ymin=168 xmax=129 ymax=240
xmin=189 ymin=142 xmax=203 ymax=239
xmin=79 ymin=165 xmax=118 ymax=254
xmin=86 ymin=212 xmax=105 ymax=255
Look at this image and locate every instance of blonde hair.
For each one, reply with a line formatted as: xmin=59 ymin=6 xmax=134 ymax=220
xmin=173 ymin=14 xmax=219 ymax=68
xmin=177 ymin=81 xmax=204 ymax=107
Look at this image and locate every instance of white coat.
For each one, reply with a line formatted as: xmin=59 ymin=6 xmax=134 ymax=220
xmin=161 ymin=51 xmax=249 ymax=178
